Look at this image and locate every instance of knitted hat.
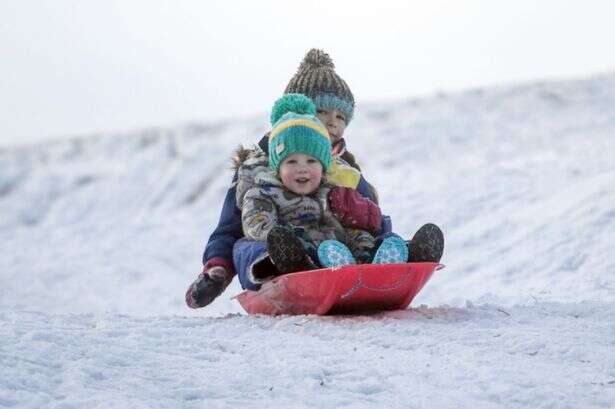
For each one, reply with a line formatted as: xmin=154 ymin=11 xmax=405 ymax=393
xmin=284 ymin=49 xmax=355 ymax=123
xmin=269 ymin=94 xmax=331 ymax=173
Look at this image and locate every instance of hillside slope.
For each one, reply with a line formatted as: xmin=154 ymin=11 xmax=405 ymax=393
xmin=1 ymin=73 xmax=614 ymax=408
xmin=2 ymin=73 xmax=614 ymax=315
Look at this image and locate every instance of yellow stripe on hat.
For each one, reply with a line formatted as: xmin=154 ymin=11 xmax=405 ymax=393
xmin=270 ymin=118 xmax=330 ymax=142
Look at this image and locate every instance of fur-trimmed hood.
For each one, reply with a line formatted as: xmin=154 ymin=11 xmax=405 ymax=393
xmin=232 ymin=144 xmax=266 ymax=171
xmin=234 ymin=146 xmax=278 ymax=209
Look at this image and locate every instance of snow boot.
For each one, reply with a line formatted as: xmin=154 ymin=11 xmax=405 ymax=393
xmin=372 ymin=235 xmax=409 ymax=264
xmin=407 ymin=223 xmax=444 ymax=263
xmin=318 ymin=240 xmax=357 ymax=267
xmin=185 ymin=267 xmax=230 ymax=308
xmin=267 ymin=226 xmax=318 ymax=274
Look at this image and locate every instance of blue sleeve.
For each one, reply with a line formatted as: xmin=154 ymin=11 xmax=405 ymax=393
xmin=202 ymin=172 xmax=244 ymax=265
xmin=356 ymin=175 xmax=376 ymax=203
xmin=356 ymin=175 xmax=393 ymax=235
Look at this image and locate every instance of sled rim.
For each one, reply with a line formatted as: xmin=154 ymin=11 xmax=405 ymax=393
xmin=235 ymin=262 xmax=442 ymax=315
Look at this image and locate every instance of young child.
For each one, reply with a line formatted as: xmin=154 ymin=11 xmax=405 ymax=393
xmin=234 ymin=94 xmax=409 ymax=288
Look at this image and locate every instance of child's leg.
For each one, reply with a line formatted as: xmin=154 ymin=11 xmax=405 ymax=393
xmin=407 ymin=223 xmax=444 ymax=262
xmin=233 ymin=238 xmax=270 ymax=290
xmin=318 ymin=240 xmax=356 ymax=267
xmin=266 ymin=226 xmax=318 ymax=274
xmin=372 ymin=233 xmax=409 ymax=264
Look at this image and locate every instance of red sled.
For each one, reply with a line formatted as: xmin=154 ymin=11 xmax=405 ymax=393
xmin=235 ymin=262 xmax=442 ymax=316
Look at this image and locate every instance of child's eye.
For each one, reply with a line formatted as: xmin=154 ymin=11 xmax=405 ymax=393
xmin=336 ymin=114 xmax=346 ymax=122
xmin=285 ymin=159 xmax=297 ymax=164
xmin=307 ymin=158 xmax=318 ymax=164
xmin=317 ymin=109 xmax=327 ymax=115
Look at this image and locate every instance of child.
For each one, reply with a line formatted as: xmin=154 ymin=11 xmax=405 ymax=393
xmin=234 ymin=94 xmax=409 ymax=288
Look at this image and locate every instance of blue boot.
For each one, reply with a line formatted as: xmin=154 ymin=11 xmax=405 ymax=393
xmin=372 ymin=235 xmax=409 ymax=264
xmin=318 ymin=240 xmax=356 ymax=268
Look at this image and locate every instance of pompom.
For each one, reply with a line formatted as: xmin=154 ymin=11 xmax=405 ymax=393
xmin=299 ymin=48 xmax=335 ymax=71
xmin=270 ymin=93 xmax=316 ymax=125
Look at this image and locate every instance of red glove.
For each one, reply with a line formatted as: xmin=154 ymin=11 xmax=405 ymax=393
xmin=328 ymin=186 xmax=382 ymax=233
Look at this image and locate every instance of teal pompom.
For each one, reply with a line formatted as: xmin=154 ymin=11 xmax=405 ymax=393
xmin=270 ymin=93 xmax=316 ymax=125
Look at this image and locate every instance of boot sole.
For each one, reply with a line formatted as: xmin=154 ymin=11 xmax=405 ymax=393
xmin=318 ymin=240 xmax=356 ymax=267
xmin=408 ymin=223 xmax=444 ymax=262
xmin=267 ymin=227 xmax=316 ymax=273
xmin=373 ymin=236 xmax=409 ymax=264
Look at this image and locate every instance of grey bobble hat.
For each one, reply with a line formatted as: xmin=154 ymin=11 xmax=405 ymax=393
xmin=284 ymin=49 xmax=355 ymax=123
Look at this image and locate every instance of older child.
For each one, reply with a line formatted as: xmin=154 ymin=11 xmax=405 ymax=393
xmin=235 ymin=94 xmax=408 ymax=288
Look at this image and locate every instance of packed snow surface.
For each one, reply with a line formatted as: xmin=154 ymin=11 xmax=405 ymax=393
xmin=1 ymin=73 xmax=615 ymax=408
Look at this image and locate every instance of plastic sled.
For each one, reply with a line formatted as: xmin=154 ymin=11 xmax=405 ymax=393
xmin=235 ymin=262 xmax=442 ymax=316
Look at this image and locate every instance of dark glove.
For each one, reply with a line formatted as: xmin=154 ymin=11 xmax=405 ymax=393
xmin=328 ymin=186 xmax=382 ymax=233
xmin=185 ymin=266 xmax=230 ymax=308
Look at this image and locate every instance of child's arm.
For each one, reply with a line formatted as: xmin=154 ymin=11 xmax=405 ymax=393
xmin=328 ymin=186 xmax=382 ymax=233
xmin=201 ymin=171 xmax=243 ymax=273
xmin=241 ymin=187 xmax=279 ymax=241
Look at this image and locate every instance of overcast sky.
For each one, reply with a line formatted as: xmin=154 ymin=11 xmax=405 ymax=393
xmin=2 ymin=0 xmax=615 ymax=146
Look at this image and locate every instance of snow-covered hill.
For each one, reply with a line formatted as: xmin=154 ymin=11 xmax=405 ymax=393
xmin=1 ymin=73 xmax=614 ymax=408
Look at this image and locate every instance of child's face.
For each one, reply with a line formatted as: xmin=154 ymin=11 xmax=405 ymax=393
xmin=279 ymin=153 xmax=323 ymax=195
xmin=316 ymin=108 xmax=346 ymax=146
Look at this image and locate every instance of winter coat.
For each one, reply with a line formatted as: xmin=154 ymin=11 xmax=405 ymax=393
xmin=201 ymin=135 xmax=390 ymax=274
xmin=235 ymin=148 xmax=376 ymax=260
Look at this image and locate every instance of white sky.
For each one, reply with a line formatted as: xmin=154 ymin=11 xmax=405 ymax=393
xmin=2 ymin=0 xmax=615 ymax=146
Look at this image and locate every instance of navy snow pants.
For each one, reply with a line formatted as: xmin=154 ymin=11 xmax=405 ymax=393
xmin=233 ymin=238 xmax=268 ymax=291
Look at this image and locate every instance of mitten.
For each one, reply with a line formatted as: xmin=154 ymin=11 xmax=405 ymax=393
xmin=328 ymin=186 xmax=382 ymax=233
xmin=185 ymin=265 xmax=231 ymax=309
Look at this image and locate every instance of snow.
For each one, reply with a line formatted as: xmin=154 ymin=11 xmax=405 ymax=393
xmin=1 ymin=73 xmax=615 ymax=407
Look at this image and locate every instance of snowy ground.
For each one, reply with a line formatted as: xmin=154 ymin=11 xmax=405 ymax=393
xmin=1 ymin=73 xmax=615 ymax=408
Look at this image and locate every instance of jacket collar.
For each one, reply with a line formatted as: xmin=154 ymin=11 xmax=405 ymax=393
xmin=331 ymin=138 xmax=347 ymax=157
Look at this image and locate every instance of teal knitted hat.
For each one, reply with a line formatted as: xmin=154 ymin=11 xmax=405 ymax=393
xmin=269 ymin=94 xmax=332 ymax=173
xmin=284 ymin=49 xmax=355 ymax=123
